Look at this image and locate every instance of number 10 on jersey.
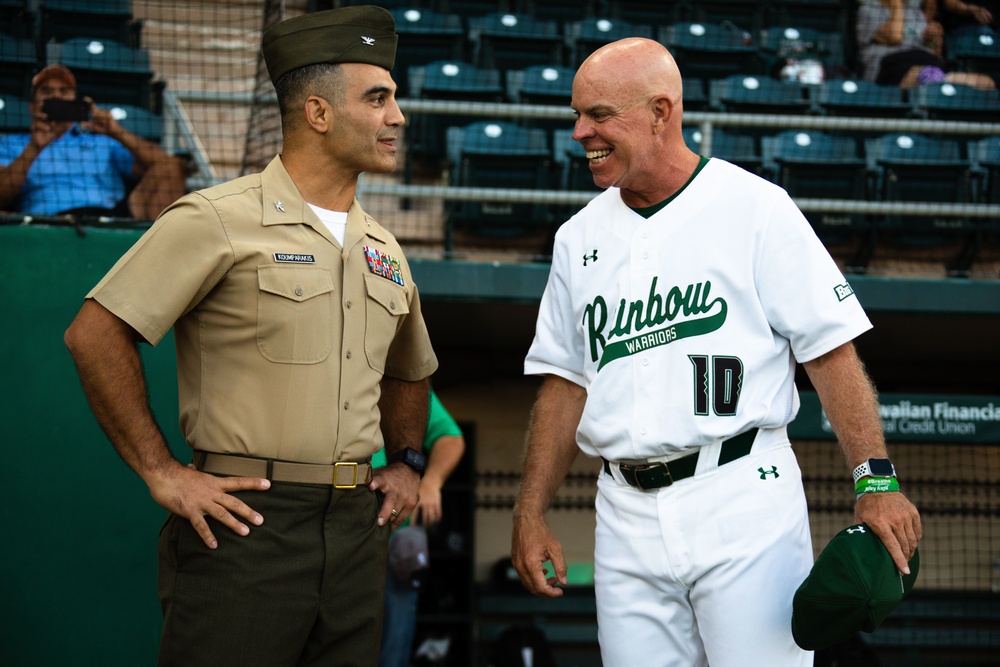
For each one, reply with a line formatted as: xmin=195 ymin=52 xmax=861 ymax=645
xmin=689 ymin=355 xmax=744 ymax=416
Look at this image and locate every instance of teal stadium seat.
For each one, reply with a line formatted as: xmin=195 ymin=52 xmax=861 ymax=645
xmin=709 ymin=74 xmax=810 ymax=155
xmin=710 ymin=73 xmax=810 ymax=115
xmin=911 ymin=82 xmax=1000 ymax=124
xmin=946 ymin=26 xmax=1000 ymax=85
xmin=506 ymin=64 xmax=575 ymax=106
xmin=522 ymin=0 xmax=597 ymax=23
xmin=866 ymin=133 xmax=978 ymax=274
xmin=757 ymin=25 xmax=844 ymax=78
xmin=686 ymin=0 xmax=766 ymax=34
xmin=659 ymin=21 xmax=761 ymax=81
xmin=446 ymin=120 xmax=553 ymax=240
xmin=970 ymin=136 xmax=1000 ymax=204
xmin=108 ymin=102 xmax=162 ymax=142
xmin=814 ymin=79 xmax=910 ymax=118
xmin=505 ymin=64 xmax=576 ymax=135
xmin=468 ymin=12 xmax=564 ymax=74
xmin=45 ymin=38 xmax=158 ymax=111
xmin=552 ymin=127 xmax=600 ymax=219
xmin=0 ymin=92 xmax=30 ymax=133
xmin=0 ymin=0 xmax=35 ymax=43
xmin=762 ymin=129 xmax=871 ymax=257
xmin=770 ymin=0 xmax=851 ymax=35
xmin=607 ymin=0 xmax=684 ymax=28
xmin=389 ymin=7 xmax=466 ymax=99
xmin=565 ymin=16 xmax=654 ymax=68
xmin=0 ymin=34 xmax=39 ymax=98
xmin=406 ymin=60 xmax=504 ymax=168
xmin=969 ymin=137 xmax=1000 ymax=250
xmin=683 ymin=126 xmax=763 ymax=175
xmin=40 ymin=0 xmax=138 ymax=47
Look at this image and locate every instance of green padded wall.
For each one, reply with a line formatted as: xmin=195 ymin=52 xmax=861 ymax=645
xmin=1 ymin=225 xmax=185 ymax=665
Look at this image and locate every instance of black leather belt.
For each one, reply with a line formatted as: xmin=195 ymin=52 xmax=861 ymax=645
xmin=603 ymin=428 xmax=759 ymax=490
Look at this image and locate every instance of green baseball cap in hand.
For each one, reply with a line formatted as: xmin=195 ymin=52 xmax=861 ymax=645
xmin=791 ymin=523 xmax=919 ymax=650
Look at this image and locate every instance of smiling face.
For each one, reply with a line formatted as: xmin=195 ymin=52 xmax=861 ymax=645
xmin=570 ymin=39 xmax=687 ymax=204
xmin=323 ymin=62 xmax=405 ymax=175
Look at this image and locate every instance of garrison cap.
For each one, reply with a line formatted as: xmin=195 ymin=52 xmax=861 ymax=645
xmin=262 ymin=5 xmax=398 ymax=86
xmin=791 ymin=523 xmax=919 ymax=650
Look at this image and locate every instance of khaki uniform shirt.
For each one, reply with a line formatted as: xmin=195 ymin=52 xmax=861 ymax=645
xmin=88 ymin=156 xmax=438 ymax=464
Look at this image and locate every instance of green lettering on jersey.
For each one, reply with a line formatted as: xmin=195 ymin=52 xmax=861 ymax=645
xmin=586 ymin=278 xmax=728 ymax=369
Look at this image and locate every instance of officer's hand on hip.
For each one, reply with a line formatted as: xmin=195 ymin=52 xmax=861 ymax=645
xmin=148 ymin=462 xmax=270 ymax=549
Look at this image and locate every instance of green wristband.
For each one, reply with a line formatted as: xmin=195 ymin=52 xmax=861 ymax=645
xmin=855 ymin=476 xmax=900 ymax=499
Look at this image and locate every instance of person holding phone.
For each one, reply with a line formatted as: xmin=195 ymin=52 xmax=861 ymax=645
xmin=0 ymin=64 xmax=186 ymax=220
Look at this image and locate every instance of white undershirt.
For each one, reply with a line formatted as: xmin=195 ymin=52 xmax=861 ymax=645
xmin=307 ymin=204 xmax=348 ymax=246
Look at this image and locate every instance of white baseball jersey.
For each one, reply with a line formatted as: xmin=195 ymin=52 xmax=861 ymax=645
xmin=525 ymin=157 xmax=872 ymax=462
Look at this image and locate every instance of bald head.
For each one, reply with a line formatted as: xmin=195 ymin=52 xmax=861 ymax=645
xmin=570 ymin=38 xmax=700 ymax=207
xmin=577 ymin=38 xmax=684 ymax=116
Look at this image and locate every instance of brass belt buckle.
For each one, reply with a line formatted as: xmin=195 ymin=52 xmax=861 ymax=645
xmin=333 ymin=461 xmax=358 ymax=488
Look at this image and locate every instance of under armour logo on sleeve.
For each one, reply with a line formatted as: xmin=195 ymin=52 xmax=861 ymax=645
xmin=758 ymin=466 xmax=779 ymax=480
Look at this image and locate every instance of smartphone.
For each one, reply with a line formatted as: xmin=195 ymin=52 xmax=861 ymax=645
xmin=42 ymin=98 xmax=91 ymax=122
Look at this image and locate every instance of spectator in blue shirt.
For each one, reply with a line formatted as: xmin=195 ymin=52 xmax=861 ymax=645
xmin=0 ymin=65 xmax=186 ymax=220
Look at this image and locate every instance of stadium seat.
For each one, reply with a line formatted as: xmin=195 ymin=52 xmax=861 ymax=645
xmin=506 ymin=64 xmax=574 ymax=105
xmin=0 ymin=0 xmax=35 ymax=42
xmin=757 ymin=25 xmax=844 ymax=79
xmin=762 ymin=129 xmax=871 ymax=250
xmin=911 ymin=82 xmax=1000 ymax=124
xmin=658 ymin=22 xmax=761 ymax=81
xmin=0 ymin=92 xmax=30 ymax=133
xmin=565 ymin=16 xmax=654 ymax=68
xmin=445 ymin=120 xmax=553 ymax=240
xmin=468 ymin=12 xmax=564 ymax=74
xmin=46 ymin=38 xmax=159 ymax=111
xmin=606 ymin=0 xmax=683 ymax=27
xmin=108 ymin=103 xmax=162 ymax=142
xmin=683 ymin=126 xmax=763 ymax=175
xmin=686 ymin=1 xmax=767 ymax=35
xmin=969 ymin=136 xmax=1000 ymax=252
xmin=552 ymin=126 xmax=598 ymax=187
xmin=0 ymin=34 xmax=39 ymax=98
xmin=39 ymin=0 xmax=138 ymax=47
xmin=520 ymin=0 xmax=597 ymax=23
xmin=406 ymin=60 xmax=504 ymax=167
xmin=813 ymin=79 xmax=910 ymax=118
xmin=439 ymin=0 xmax=505 ymax=17
xmin=770 ymin=0 xmax=851 ymax=34
xmin=682 ymin=77 xmax=709 ymax=111
xmin=709 ymin=74 xmax=810 ymax=155
xmin=505 ymin=64 xmax=576 ymax=134
xmin=945 ymin=26 xmax=1000 ymax=84
xmin=969 ymin=136 xmax=1000 ymax=204
xmin=710 ymin=74 xmax=810 ymax=115
xmin=866 ymin=133 xmax=978 ymax=273
xmin=389 ymin=7 xmax=466 ymax=98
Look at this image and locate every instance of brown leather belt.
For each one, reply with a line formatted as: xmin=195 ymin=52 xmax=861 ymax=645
xmin=193 ymin=451 xmax=372 ymax=488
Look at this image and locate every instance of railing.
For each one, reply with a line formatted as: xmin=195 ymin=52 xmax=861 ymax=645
xmin=168 ymin=92 xmax=1000 ymax=221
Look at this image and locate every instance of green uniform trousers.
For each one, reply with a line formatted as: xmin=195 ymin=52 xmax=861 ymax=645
xmin=157 ymin=482 xmax=389 ymax=667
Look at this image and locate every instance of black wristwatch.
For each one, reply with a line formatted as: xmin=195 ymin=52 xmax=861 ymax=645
xmin=388 ymin=447 xmax=427 ymax=477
